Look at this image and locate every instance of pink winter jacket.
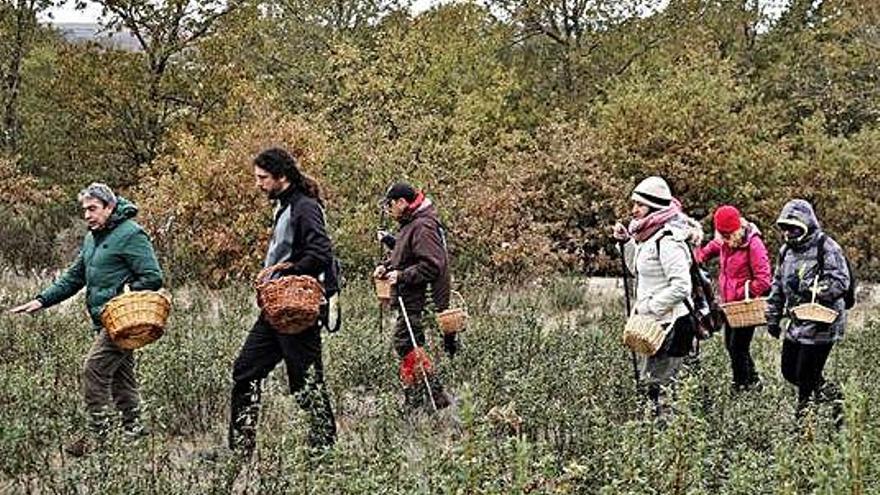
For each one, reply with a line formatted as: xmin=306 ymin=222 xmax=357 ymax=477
xmin=695 ymin=224 xmax=772 ymax=303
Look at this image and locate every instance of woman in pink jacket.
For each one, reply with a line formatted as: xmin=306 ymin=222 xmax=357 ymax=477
xmin=696 ymin=205 xmax=772 ymax=391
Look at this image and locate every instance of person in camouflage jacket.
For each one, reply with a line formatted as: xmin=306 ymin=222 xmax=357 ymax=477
xmin=766 ymin=199 xmax=849 ymax=425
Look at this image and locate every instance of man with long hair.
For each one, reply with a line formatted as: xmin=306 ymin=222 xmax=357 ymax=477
xmin=225 ymin=147 xmax=337 ymax=456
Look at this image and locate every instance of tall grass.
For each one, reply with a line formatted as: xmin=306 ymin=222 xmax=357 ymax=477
xmin=1 ymin=275 xmax=878 ymax=493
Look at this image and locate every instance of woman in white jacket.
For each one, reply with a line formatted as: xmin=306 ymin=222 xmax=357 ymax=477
xmin=614 ymin=176 xmax=700 ymax=416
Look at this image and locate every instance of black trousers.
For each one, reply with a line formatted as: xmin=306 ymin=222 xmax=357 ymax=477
xmin=392 ymin=299 xmax=449 ymax=409
xmin=393 ymin=299 xmax=426 ymax=358
xmin=781 ymin=339 xmax=839 ymax=411
xmin=228 ymin=318 xmax=336 ymax=451
xmin=724 ymin=325 xmax=758 ymax=388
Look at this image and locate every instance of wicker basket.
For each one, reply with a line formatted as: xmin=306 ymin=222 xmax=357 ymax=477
xmin=790 ymin=275 xmax=839 ymax=324
xmin=791 ymin=303 xmax=839 ymax=324
xmin=721 ymin=281 xmax=768 ymax=328
xmin=374 ymin=276 xmax=392 ymax=302
xmin=437 ymin=291 xmax=468 ymax=335
xmin=622 ymin=314 xmax=669 ymax=356
xmin=255 ymin=262 xmax=324 ymax=334
xmin=101 ymin=290 xmax=172 ymax=350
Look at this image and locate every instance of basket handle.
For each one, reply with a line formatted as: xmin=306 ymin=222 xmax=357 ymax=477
xmin=744 ymin=280 xmax=750 ymax=301
xmin=810 ymin=275 xmax=819 ymax=304
xmin=254 ymin=262 xmax=294 ymax=287
xmin=119 ymin=284 xmax=172 ymax=303
xmin=450 ymin=290 xmax=465 ymax=310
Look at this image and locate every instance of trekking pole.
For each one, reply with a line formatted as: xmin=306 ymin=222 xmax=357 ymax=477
xmin=618 ymin=241 xmax=640 ymax=391
xmin=377 ymin=208 xmax=387 ymax=334
xmin=398 ymin=296 xmax=438 ymax=411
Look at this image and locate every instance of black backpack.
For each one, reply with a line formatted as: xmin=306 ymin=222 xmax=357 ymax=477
xmin=655 ymin=232 xmax=724 ymax=339
xmin=780 ymin=233 xmax=856 ymax=309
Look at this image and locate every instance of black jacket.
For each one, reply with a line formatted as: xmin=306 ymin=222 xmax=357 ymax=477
xmin=264 ymin=187 xmax=332 ymax=281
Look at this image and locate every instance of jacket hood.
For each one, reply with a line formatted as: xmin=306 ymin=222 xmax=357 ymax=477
xmin=400 ymin=197 xmax=435 ymax=225
xmin=105 ymin=196 xmax=138 ymax=230
xmin=776 ymin=199 xmax=819 ymax=232
xmin=776 ymin=199 xmax=821 ymax=247
xmin=744 ymin=220 xmax=762 ymax=242
xmin=664 ymin=212 xmax=703 ymax=246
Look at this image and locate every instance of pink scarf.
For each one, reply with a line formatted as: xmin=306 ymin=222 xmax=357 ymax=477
xmin=628 ymin=199 xmax=683 ymax=243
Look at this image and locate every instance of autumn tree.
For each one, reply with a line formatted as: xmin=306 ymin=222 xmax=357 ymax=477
xmin=0 ymin=0 xmax=55 ymax=154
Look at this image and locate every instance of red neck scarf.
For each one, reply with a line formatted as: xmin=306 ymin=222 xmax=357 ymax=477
xmin=404 ymin=191 xmax=426 ymax=216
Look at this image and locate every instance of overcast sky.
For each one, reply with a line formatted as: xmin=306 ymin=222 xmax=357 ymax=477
xmin=43 ymin=0 xmax=788 ymax=25
xmin=43 ymin=0 xmax=440 ymax=23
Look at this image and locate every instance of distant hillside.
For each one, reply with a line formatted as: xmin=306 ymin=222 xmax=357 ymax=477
xmin=54 ymin=23 xmax=142 ymax=51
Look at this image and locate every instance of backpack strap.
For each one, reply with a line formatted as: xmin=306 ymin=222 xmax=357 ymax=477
xmin=780 ymin=233 xmax=827 ymax=274
xmin=654 ymin=230 xmax=673 ymax=253
xmin=655 ymin=229 xmax=697 ymax=267
xmin=815 ymin=232 xmax=827 ymax=276
xmin=654 ymin=229 xmax=701 ymax=314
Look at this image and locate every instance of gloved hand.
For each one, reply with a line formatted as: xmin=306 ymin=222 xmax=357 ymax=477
xmin=443 ymin=333 xmax=459 ymax=358
xmin=612 ymin=222 xmax=630 ymax=242
xmin=377 ymin=230 xmax=396 ymax=250
xmin=767 ymin=323 xmax=781 ymax=339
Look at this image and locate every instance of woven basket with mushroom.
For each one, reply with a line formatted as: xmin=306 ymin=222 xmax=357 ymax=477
xmin=622 ymin=314 xmax=669 ymax=356
xmin=255 ymin=262 xmax=325 ymax=334
xmin=437 ymin=291 xmax=468 ymax=335
xmin=721 ymin=281 xmax=768 ymax=328
xmin=101 ymin=290 xmax=172 ymax=350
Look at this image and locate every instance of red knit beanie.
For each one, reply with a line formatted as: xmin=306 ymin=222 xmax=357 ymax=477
xmin=714 ymin=205 xmax=742 ymax=234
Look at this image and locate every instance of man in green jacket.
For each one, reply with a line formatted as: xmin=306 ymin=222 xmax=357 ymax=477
xmin=9 ymin=183 xmax=163 ymax=457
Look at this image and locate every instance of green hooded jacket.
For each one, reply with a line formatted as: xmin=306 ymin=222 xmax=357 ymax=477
xmin=36 ymin=197 xmax=163 ymax=328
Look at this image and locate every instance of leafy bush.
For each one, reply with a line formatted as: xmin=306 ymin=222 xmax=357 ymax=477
xmin=2 ymin=277 xmax=878 ymax=492
xmin=135 ymin=97 xmax=329 ymax=286
xmin=0 ymin=155 xmax=67 ymax=271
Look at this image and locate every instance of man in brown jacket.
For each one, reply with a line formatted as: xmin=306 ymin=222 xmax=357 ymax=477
xmin=374 ymin=182 xmax=457 ymax=410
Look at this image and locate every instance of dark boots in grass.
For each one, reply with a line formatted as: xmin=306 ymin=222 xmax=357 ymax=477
xmin=64 ymin=408 xmax=150 ymax=457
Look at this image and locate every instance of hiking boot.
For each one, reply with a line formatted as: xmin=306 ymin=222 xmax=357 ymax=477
xmin=733 ymin=378 xmax=763 ymax=394
xmin=122 ymin=420 xmax=150 ymax=442
xmin=403 ymin=386 xmax=425 ymax=411
xmin=65 ymin=409 xmax=112 ymax=457
xmin=64 ymin=434 xmax=99 ymax=458
xmin=427 ymin=375 xmax=452 ymax=411
xmin=431 ymin=389 xmax=452 ymax=410
xmin=196 ymin=445 xmax=252 ymax=464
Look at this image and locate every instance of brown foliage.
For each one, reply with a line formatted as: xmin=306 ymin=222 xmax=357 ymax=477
xmin=0 ymin=155 xmax=66 ymax=270
xmin=136 ymin=98 xmax=329 ymax=286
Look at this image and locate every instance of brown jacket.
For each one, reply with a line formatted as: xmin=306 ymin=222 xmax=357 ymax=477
xmin=389 ymin=199 xmax=451 ymax=313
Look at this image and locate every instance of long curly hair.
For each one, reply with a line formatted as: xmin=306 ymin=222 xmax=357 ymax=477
xmin=254 ymin=147 xmax=323 ymax=205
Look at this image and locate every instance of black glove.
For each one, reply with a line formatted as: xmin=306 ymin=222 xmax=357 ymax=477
xmin=443 ymin=334 xmax=459 ymax=358
xmin=767 ymin=324 xmax=781 ymax=339
xmin=377 ymin=230 xmax=396 ymax=250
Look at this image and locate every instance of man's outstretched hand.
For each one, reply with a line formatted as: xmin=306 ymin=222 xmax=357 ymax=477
xmin=9 ymin=299 xmax=43 ymax=315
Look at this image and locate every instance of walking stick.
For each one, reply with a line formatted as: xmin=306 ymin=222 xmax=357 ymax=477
xmin=398 ymin=296 xmax=438 ymax=411
xmin=618 ymin=240 xmax=640 ymax=391
xmin=377 ymin=208 xmax=387 ymax=333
